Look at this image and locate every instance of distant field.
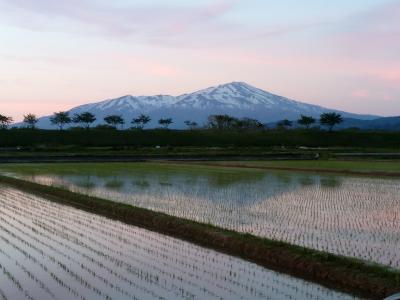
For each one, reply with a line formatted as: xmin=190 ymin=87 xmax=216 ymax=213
xmin=194 ymin=160 xmax=400 ymax=173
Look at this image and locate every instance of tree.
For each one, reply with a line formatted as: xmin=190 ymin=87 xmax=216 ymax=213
xmin=23 ymin=114 xmax=38 ymax=129
xmin=72 ymin=112 xmax=96 ymax=129
xmin=158 ymin=118 xmax=173 ymax=129
xmin=132 ymin=114 xmax=151 ymax=129
xmin=320 ymin=112 xmax=343 ymax=131
xmin=0 ymin=114 xmax=13 ymax=129
xmin=207 ymin=114 xmax=236 ymax=130
xmin=104 ymin=115 xmax=124 ymax=129
xmin=50 ymin=112 xmax=71 ymax=130
xmin=233 ymin=118 xmax=264 ymax=130
xmin=184 ymin=120 xmax=198 ymax=130
xmin=277 ymin=119 xmax=293 ymax=129
xmin=297 ymin=115 xmax=316 ymax=129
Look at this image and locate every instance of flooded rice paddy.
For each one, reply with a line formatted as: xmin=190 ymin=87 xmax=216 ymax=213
xmin=2 ymin=162 xmax=400 ymax=269
xmin=0 ymin=185 xmax=358 ymax=300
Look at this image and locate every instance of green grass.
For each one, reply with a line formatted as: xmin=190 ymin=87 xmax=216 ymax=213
xmin=196 ymin=160 xmax=400 ymax=173
xmin=0 ymin=162 xmax=268 ymax=188
xmin=0 ymin=161 xmax=261 ymax=175
xmin=2 ymin=160 xmax=400 ymax=182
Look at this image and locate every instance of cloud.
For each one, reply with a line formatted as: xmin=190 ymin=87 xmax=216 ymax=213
xmin=0 ymin=0 xmax=323 ymax=48
xmin=326 ymin=1 xmax=400 ymax=59
xmin=0 ymin=53 xmax=75 ymax=65
xmin=122 ymin=56 xmax=186 ymax=78
xmin=0 ymin=0 xmax=237 ymax=37
xmin=351 ymin=89 xmax=370 ymax=99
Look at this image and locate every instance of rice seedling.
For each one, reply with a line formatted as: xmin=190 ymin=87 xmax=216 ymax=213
xmin=5 ymin=163 xmax=398 ymax=269
xmin=0 ymin=185 xmax=358 ymax=300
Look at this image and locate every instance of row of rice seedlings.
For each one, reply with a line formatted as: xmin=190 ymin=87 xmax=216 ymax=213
xmin=0 ymin=220 xmax=109 ymax=300
xmin=6 ymin=189 xmax=302 ymax=293
xmin=0 ymin=191 xmax=162 ymax=298
xmin=9 ymin=172 xmax=399 ymax=266
xmin=0 ymin=186 xmax=357 ymax=300
xmin=0 ymin=196 xmax=158 ymax=300
xmin=29 ymin=173 xmax=400 ymax=269
xmin=0 ymin=260 xmax=34 ymax=300
xmin=1 ymin=192 xmax=260 ymax=300
xmin=3 ymin=190 xmax=276 ymax=300
xmin=0 ymin=246 xmax=56 ymax=300
xmin=0 ymin=230 xmax=82 ymax=300
xmin=0 ymin=244 xmax=57 ymax=299
xmin=0 ymin=287 xmax=7 ymax=300
xmin=1 ymin=190 xmax=279 ymax=299
xmin=0 ymin=211 xmax=140 ymax=300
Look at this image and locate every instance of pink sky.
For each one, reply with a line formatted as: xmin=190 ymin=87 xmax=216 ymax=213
xmin=0 ymin=0 xmax=399 ymax=121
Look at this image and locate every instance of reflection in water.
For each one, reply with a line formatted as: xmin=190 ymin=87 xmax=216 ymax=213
xmin=319 ymin=177 xmax=341 ymax=188
xmin=0 ymin=186 xmax=357 ymax=300
xmin=75 ymin=174 xmax=96 ymax=189
xmin=132 ymin=179 xmax=150 ymax=188
xmin=6 ymin=164 xmax=400 ymax=269
xmin=104 ymin=179 xmax=124 ymax=190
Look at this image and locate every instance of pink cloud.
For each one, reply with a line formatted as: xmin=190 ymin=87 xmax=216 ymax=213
xmin=351 ymin=89 xmax=371 ymax=99
xmin=118 ymin=56 xmax=185 ymax=78
xmin=0 ymin=0 xmax=238 ymax=38
xmin=326 ymin=1 xmax=400 ymax=60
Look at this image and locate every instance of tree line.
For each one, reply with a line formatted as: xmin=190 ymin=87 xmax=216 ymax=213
xmin=0 ymin=111 xmax=343 ymax=131
xmin=47 ymin=112 xmax=174 ymax=130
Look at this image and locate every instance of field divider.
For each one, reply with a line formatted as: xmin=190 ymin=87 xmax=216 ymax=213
xmin=160 ymin=161 xmax=400 ymax=177
xmin=0 ymin=174 xmax=399 ymax=299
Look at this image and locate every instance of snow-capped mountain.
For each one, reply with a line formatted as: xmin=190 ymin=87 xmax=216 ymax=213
xmin=33 ymin=82 xmax=378 ymax=129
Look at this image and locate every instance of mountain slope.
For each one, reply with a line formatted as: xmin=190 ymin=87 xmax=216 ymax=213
xmin=337 ymin=116 xmax=400 ymax=131
xmin=33 ymin=82 xmax=379 ymax=129
xmin=268 ymin=116 xmax=400 ymax=131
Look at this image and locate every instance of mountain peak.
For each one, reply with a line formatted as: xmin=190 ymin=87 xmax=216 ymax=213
xmin=175 ymin=81 xmax=284 ymax=109
xmin=30 ymin=82 xmax=379 ymax=129
xmin=198 ymin=81 xmax=256 ymax=93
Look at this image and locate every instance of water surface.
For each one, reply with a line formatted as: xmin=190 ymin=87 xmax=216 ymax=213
xmin=3 ymin=162 xmax=400 ymax=268
xmin=0 ymin=185 xmax=358 ymax=300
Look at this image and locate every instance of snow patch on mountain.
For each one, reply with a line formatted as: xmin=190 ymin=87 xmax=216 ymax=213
xmin=29 ymin=82 xmax=379 ymax=129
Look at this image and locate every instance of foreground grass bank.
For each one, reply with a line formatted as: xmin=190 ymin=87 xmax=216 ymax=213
xmin=0 ymin=175 xmax=399 ymax=299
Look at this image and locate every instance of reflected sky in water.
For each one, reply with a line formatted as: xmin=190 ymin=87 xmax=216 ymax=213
xmin=3 ymin=163 xmax=400 ymax=269
xmin=0 ymin=186 xmax=359 ymax=300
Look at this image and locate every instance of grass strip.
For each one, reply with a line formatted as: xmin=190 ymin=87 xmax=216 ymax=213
xmin=174 ymin=161 xmax=400 ymax=177
xmin=0 ymin=174 xmax=399 ymax=299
